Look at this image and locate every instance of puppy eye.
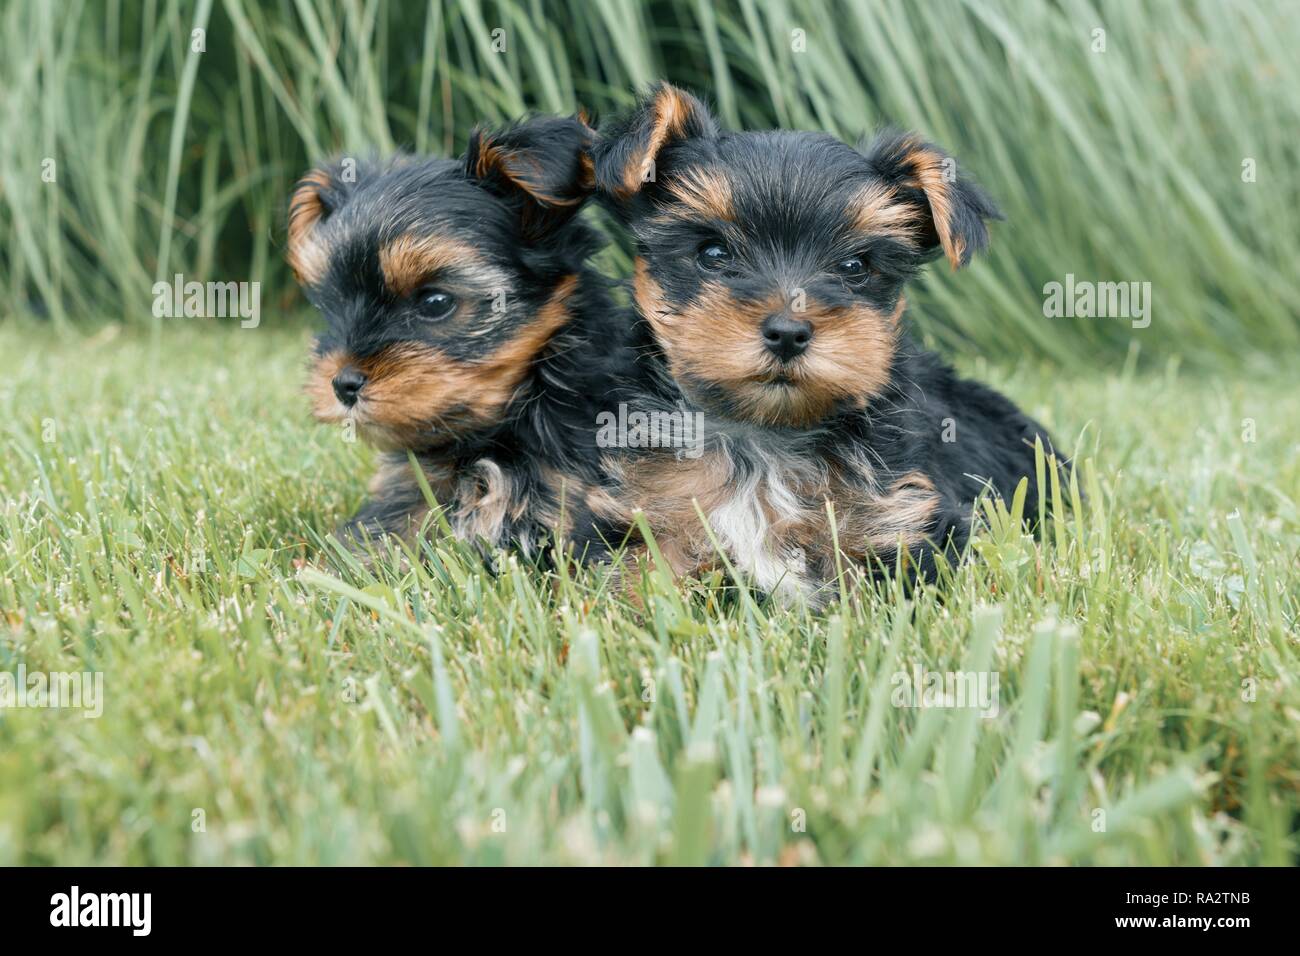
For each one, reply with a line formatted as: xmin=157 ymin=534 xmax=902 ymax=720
xmin=835 ymin=257 xmax=868 ymax=279
xmin=696 ymin=242 xmax=733 ymax=272
xmin=415 ymin=287 xmax=457 ymax=320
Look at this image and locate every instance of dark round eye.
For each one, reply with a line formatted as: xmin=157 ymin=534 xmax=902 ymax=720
xmin=415 ymin=287 xmax=456 ymax=320
xmin=696 ymin=242 xmax=733 ymax=271
xmin=835 ymin=257 xmax=868 ymax=279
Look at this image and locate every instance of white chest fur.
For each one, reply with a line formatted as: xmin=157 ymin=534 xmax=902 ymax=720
xmin=703 ymin=447 xmax=819 ymax=602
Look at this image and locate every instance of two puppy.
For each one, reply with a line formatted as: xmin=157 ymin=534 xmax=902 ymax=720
xmin=290 ymin=83 xmax=1056 ymax=602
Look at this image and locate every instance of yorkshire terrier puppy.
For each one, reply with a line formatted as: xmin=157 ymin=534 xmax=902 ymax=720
xmin=591 ymin=83 xmax=1058 ymax=602
xmin=289 ymin=116 xmax=632 ymax=561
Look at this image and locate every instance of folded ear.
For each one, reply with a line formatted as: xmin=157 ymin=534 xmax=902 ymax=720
xmin=465 ymin=114 xmax=597 ymax=241
xmin=287 ymin=161 xmax=362 ymax=285
xmin=862 ymin=130 xmax=1002 ymax=269
xmin=591 ymin=82 xmax=717 ymax=201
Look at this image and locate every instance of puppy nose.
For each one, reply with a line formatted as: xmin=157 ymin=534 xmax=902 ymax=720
xmin=331 ymin=366 xmax=367 ymax=406
xmin=760 ymin=314 xmax=813 ymax=361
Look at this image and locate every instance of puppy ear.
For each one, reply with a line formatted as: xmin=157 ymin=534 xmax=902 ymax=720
xmin=592 ymin=82 xmax=716 ymax=201
xmin=465 ymin=114 xmax=597 ymax=240
xmin=862 ymin=130 xmax=1002 ymax=269
xmin=287 ymin=162 xmax=359 ymax=285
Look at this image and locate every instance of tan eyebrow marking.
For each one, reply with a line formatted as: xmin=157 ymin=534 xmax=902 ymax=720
xmin=663 ymin=167 xmax=734 ymax=222
xmin=378 ymin=233 xmax=510 ymax=297
xmin=848 ymin=182 xmax=923 ymax=245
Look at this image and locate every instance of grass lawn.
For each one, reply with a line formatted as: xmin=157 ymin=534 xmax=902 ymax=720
xmin=0 ymin=321 xmax=1296 ymax=865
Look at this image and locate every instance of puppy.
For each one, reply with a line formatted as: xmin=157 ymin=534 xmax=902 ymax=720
xmin=289 ymin=116 xmax=632 ymax=561
xmin=591 ymin=83 xmax=1058 ymax=602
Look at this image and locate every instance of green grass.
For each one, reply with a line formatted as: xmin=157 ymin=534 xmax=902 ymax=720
xmin=2 ymin=0 xmax=1298 ymax=363
xmin=1 ymin=321 xmax=1296 ymax=865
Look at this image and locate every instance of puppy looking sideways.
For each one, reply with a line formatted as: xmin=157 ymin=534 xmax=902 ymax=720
xmin=591 ymin=83 xmax=1059 ymax=603
xmin=288 ymin=116 xmax=633 ymax=561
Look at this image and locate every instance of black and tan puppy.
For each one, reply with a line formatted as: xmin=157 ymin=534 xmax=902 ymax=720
xmin=591 ymin=83 xmax=1058 ymax=602
xmin=289 ymin=116 xmax=631 ymax=561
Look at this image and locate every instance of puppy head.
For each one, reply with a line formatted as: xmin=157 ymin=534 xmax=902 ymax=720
xmin=592 ymin=83 xmax=1001 ymax=428
xmin=290 ymin=115 xmax=598 ymax=450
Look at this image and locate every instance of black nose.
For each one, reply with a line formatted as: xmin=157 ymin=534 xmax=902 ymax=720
xmin=760 ymin=314 xmax=813 ymax=362
xmin=332 ymin=366 xmax=367 ymax=406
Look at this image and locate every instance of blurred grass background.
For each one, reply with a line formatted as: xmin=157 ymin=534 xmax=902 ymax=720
xmin=1 ymin=0 xmax=1296 ymax=364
